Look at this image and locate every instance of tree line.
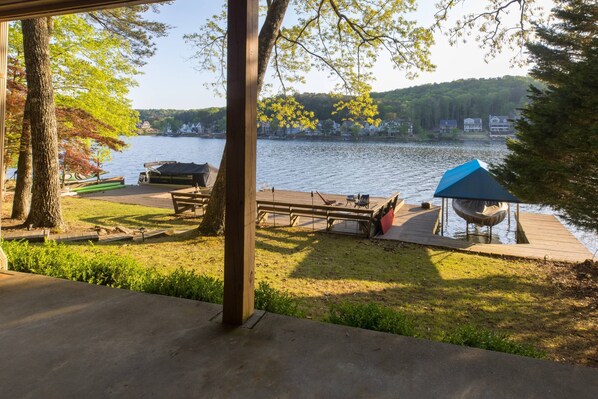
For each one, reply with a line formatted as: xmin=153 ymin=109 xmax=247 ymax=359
xmin=138 ymin=76 xmax=536 ymax=134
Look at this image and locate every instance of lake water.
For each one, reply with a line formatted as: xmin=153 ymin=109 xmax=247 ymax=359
xmin=104 ymin=136 xmax=597 ymax=253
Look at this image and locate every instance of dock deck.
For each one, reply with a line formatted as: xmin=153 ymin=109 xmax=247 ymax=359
xmin=379 ymin=204 xmax=593 ymax=263
xmin=76 ymin=185 xmax=592 ymax=262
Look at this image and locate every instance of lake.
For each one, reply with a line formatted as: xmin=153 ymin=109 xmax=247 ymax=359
xmin=104 ymin=136 xmax=597 ymax=253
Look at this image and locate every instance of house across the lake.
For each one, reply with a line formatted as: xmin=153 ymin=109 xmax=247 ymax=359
xmin=463 ymin=118 xmax=483 ymax=132
xmin=488 ymin=115 xmax=513 ymax=137
xmin=439 ymin=119 xmax=458 ymax=134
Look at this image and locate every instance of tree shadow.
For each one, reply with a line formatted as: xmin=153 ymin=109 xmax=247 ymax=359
xmin=255 ymin=226 xmax=597 ymax=367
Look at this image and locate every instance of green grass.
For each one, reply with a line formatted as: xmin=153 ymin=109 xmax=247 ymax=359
xmin=61 ymin=197 xmax=199 ymax=231
xmin=5 ymin=196 xmax=595 ymax=366
xmin=443 ymin=325 xmax=546 ymax=358
xmin=328 ymin=302 xmax=416 ymax=337
xmin=4 ymin=240 xmax=300 ymax=316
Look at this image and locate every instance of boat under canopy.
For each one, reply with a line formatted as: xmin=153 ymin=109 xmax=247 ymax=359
xmin=434 ymin=159 xmax=520 ymax=228
xmin=139 ymin=162 xmax=218 ymax=187
xmin=452 ymin=199 xmax=508 ymax=227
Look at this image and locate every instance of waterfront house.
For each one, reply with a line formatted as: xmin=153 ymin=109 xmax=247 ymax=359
xmin=488 ymin=115 xmax=513 ymax=136
xmin=439 ymin=119 xmax=458 ymax=134
xmin=380 ymin=119 xmax=413 ymax=136
xmin=463 ymin=118 xmax=483 ymax=132
xmin=179 ymin=122 xmax=203 ymax=134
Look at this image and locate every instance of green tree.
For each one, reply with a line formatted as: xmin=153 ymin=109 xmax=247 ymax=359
xmin=493 ymin=0 xmax=597 ymax=233
xmin=188 ymin=1 xmax=554 ymax=236
xmin=12 ymin=7 xmax=169 ymax=226
xmin=22 ymin=18 xmax=63 ymax=228
xmin=187 ymin=0 xmax=436 ymax=235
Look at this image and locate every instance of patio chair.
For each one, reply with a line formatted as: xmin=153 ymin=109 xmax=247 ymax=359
xmin=355 ymin=194 xmax=370 ymax=208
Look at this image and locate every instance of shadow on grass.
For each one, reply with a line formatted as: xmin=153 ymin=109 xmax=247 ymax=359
xmin=77 ymin=213 xmax=198 ymax=230
xmin=255 ymin=226 xmax=597 ymax=367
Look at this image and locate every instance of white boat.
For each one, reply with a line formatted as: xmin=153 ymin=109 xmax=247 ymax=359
xmin=452 ymin=199 xmax=508 ymax=227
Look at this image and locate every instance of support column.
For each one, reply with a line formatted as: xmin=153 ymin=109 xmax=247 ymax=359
xmin=223 ymin=0 xmax=258 ymax=325
xmin=0 ymin=22 xmax=8 ymax=270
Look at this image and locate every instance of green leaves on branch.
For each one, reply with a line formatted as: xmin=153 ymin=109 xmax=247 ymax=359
xmin=434 ymin=0 xmax=550 ymax=64
xmin=258 ymin=96 xmax=318 ymax=131
xmin=333 ymin=89 xmax=381 ymax=128
xmin=186 ymin=0 xmax=435 ymax=97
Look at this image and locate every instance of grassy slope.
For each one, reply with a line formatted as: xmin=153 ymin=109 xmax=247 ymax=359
xmin=26 ymin=197 xmax=598 ymax=366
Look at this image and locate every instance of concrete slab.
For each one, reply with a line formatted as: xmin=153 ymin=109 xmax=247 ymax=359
xmin=1 ymin=272 xmax=597 ymax=398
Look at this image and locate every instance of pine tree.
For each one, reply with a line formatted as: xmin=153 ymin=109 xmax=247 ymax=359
xmin=493 ymin=0 xmax=598 ymax=233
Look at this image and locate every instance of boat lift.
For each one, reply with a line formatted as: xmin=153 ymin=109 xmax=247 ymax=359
xmin=435 ymin=159 xmax=521 ymax=243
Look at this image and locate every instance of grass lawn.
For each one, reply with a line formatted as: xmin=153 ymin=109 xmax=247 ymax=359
xmin=7 ymin=196 xmax=598 ymax=367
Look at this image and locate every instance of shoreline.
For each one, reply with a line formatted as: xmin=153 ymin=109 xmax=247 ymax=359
xmin=138 ymin=132 xmax=512 ymax=144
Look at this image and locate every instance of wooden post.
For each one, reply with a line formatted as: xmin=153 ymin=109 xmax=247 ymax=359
xmin=440 ymin=198 xmax=444 ymax=236
xmin=0 ymin=22 xmax=8 ymax=270
xmin=223 ymin=0 xmax=258 ymax=325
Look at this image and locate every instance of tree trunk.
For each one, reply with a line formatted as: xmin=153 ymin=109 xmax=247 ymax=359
xmin=11 ymin=96 xmax=32 ymax=220
xmin=198 ymin=144 xmax=226 ymax=236
xmin=199 ymin=0 xmax=290 ymax=235
xmin=256 ymin=0 xmax=290 ymax=94
xmin=22 ymin=18 xmax=63 ymax=229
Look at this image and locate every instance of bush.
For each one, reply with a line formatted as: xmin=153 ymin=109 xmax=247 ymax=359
xmin=255 ymin=281 xmax=302 ymax=317
xmin=140 ymin=269 xmax=224 ymax=304
xmin=3 ymin=240 xmax=300 ymax=317
xmin=327 ymin=302 xmax=416 ymax=337
xmin=442 ymin=325 xmax=546 ymax=358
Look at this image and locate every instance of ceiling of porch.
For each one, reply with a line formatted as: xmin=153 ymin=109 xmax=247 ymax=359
xmin=0 ymin=0 xmax=165 ymax=21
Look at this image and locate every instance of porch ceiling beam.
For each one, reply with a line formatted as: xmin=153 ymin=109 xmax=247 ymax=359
xmin=0 ymin=0 xmax=165 ymax=21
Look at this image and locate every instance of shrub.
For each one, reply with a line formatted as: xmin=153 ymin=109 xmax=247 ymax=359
xmin=255 ymin=281 xmax=302 ymax=317
xmin=327 ymin=302 xmax=416 ymax=337
xmin=442 ymin=325 xmax=546 ymax=358
xmin=3 ymin=240 xmax=301 ymax=317
xmin=140 ymin=269 xmax=224 ymax=304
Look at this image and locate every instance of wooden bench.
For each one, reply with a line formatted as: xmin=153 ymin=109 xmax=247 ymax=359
xmin=170 ymin=191 xmax=211 ymax=215
xmin=257 ymin=191 xmax=402 ymax=237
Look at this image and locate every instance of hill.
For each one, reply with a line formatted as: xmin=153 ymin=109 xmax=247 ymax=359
xmin=137 ymin=76 xmax=537 ymax=133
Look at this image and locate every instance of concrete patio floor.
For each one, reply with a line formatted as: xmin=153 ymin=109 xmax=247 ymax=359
xmin=1 ymin=272 xmax=597 ymax=398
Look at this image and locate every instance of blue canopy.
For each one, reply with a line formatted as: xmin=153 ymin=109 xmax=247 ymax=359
xmin=434 ymin=159 xmax=521 ymax=202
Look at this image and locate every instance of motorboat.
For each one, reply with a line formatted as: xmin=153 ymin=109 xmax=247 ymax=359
xmin=138 ymin=161 xmax=218 ymax=187
xmin=452 ymin=199 xmax=508 ymax=227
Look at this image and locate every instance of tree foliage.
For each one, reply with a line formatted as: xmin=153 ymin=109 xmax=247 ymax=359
xmin=186 ymin=0 xmax=435 ymax=97
xmin=138 ymin=76 xmax=534 ymax=133
xmin=185 ymin=0 xmax=554 ymax=235
xmin=434 ymin=0 xmax=551 ymax=63
xmin=493 ymin=0 xmax=597 ymax=233
xmin=9 ymin=7 xmax=169 ymax=225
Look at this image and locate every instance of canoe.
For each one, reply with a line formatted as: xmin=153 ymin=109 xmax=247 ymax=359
xmin=75 ymin=184 xmax=125 ymax=194
xmin=72 ymin=182 xmax=123 ymax=192
xmin=452 ymin=199 xmax=508 ymax=227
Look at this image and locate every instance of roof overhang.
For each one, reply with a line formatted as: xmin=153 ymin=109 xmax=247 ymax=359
xmin=0 ymin=0 xmax=166 ymax=21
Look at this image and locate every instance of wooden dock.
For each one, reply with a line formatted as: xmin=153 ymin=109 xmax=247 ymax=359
xmin=379 ymin=203 xmax=593 ymax=263
xmin=255 ymin=190 xmax=401 ymax=237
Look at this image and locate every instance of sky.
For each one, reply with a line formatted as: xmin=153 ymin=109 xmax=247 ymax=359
xmin=129 ymin=0 xmax=537 ymax=110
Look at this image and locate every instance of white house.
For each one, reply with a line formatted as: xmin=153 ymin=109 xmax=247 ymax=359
xmin=463 ymin=118 xmax=483 ymax=132
xmin=179 ymin=122 xmax=203 ymax=134
xmin=488 ymin=115 xmax=513 ymax=136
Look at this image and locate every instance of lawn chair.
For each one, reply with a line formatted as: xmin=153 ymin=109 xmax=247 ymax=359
xmin=316 ymin=191 xmax=337 ymax=206
xmin=355 ymin=194 xmax=370 ymax=208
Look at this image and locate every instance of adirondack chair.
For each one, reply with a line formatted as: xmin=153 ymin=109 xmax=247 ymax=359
xmin=355 ymin=194 xmax=370 ymax=208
